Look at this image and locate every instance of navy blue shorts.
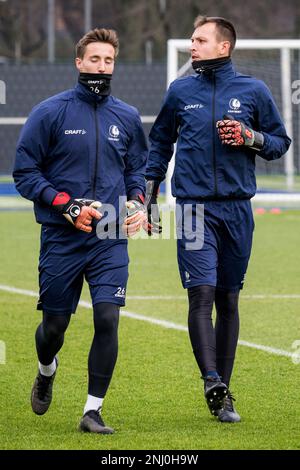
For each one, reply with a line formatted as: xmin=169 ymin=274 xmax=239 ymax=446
xmin=177 ymin=200 xmax=254 ymax=291
xmin=37 ymin=225 xmax=129 ymax=315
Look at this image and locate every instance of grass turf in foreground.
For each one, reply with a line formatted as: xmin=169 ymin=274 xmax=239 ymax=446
xmin=0 ymin=210 xmax=300 ymax=449
xmin=0 ymin=292 xmax=299 ymax=450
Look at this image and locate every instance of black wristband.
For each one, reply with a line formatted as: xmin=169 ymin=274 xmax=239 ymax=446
xmin=145 ymin=180 xmax=160 ymax=207
xmin=251 ymin=131 xmax=264 ymax=151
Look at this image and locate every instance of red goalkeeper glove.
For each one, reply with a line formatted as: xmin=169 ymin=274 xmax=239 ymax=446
xmin=216 ymin=114 xmax=264 ymax=151
xmin=52 ymin=192 xmax=102 ymax=232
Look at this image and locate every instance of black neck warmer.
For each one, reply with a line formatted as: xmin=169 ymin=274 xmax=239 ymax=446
xmin=78 ymin=72 xmax=112 ymax=96
xmin=192 ymin=57 xmax=231 ymax=74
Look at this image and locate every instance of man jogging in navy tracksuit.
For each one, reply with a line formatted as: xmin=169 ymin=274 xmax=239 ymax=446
xmin=145 ymin=16 xmax=291 ymax=422
xmin=13 ymin=28 xmax=147 ymax=434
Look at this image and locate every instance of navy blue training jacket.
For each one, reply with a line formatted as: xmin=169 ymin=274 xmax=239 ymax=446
xmin=146 ymin=60 xmax=291 ymax=200
xmin=13 ymin=83 xmax=148 ymax=226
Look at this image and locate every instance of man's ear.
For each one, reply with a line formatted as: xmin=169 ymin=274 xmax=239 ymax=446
xmin=75 ymin=57 xmax=82 ymax=71
xmin=220 ymin=40 xmax=230 ymax=56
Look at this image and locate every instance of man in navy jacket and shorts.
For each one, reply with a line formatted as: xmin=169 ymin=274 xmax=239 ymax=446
xmin=145 ymin=16 xmax=291 ymax=422
xmin=14 ymin=28 xmax=147 ymax=434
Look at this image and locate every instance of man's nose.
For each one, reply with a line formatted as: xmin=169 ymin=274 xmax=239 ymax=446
xmin=98 ymin=62 xmax=106 ymax=72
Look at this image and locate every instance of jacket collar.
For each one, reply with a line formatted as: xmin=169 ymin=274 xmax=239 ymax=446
xmin=197 ymin=59 xmax=236 ymax=82
xmin=75 ymin=82 xmax=109 ymax=105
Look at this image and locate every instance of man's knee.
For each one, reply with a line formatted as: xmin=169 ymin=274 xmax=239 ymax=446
xmin=42 ymin=312 xmax=71 ymax=339
xmin=93 ymin=303 xmax=120 ymax=334
xmin=215 ymin=289 xmax=239 ymax=315
xmin=188 ymin=285 xmax=216 ymax=311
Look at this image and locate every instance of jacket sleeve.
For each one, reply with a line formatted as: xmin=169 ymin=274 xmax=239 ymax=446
xmin=146 ymin=84 xmax=179 ymax=182
xmin=13 ymin=104 xmax=58 ymax=205
xmin=255 ymin=82 xmax=291 ymax=161
xmin=124 ymin=111 xmax=148 ymax=198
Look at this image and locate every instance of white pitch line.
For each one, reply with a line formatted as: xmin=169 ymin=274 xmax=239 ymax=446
xmin=0 ymin=284 xmax=298 ymax=360
xmin=126 ymin=295 xmax=186 ymax=300
xmin=1 ymin=286 xmax=299 ymax=301
xmin=242 ymin=294 xmax=300 ymax=299
xmin=126 ymin=294 xmax=300 ymax=300
xmin=237 ymin=340 xmax=297 ymax=359
xmin=0 ymin=285 xmax=38 ymax=297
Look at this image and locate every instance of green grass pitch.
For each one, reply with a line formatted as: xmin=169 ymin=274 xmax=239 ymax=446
xmin=0 ymin=209 xmax=300 ymax=450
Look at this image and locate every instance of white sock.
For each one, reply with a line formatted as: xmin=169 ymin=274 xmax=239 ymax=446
xmin=39 ymin=358 xmax=57 ymax=377
xmin=84 ymin=395 xmax=103 ymax=415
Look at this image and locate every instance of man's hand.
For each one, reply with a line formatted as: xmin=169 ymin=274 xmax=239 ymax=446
xmin=52 ymin=192 xmax=102 ymax=233
xmin=216 ymin=115 xmax=264 ymax=151
xmin=145 ymin=180 xmax=162 ymax=236
xmin=122 ymin=198 xmax=147 ymax=238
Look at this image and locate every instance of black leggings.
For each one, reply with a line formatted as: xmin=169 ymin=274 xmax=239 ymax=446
xmin=215 ymin=289 xmax=240 ymax=386
xmin=88 ymin=302 xmax=120 ymax=398
xmin=188 ymin=285 xmax=239 ymax=386
xmin=35 ymin=312 xmax=71 ymax=365
xmin=35 ymin=302 xmax=120 ymax=398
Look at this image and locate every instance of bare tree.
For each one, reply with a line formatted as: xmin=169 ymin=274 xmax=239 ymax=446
xmin=0 ymin=0 xmax=47 ymax=61
xmin=0 ymin=0 xmax=299 ymax=63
